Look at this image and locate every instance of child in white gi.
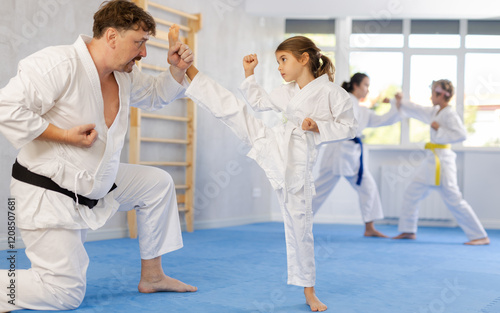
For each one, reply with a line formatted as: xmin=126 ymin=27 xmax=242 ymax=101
xmin=183 ymin=33 xmax=357 ymax=311
xmin=313 ymin=73 xmax=401 ymax=238
xmin=393 ymin=79 xmax=489 ymax=245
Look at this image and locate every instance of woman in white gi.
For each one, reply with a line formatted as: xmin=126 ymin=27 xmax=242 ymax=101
xmin=0 ymin=2 xmax=196 ymax=311
xmin=393 ymin=79 xmax=489 ymax=245
xmin=313 ymin=73 xmax=401 ymax=238
xmin=184 ymin=34 xmax=357 ymax=311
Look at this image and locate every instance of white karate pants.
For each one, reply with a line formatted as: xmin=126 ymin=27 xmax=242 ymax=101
xmin=189 ymin=76 xmax=316 ymax=287
xmin=313 ymin=170 xmax=384 ymax=223
xmin=0 ymin=163 xmax=182 ymax=312
xmin=277 ymin=188 xmax=315 ymax=287
xmin=398 ymin=180 xmax=487 ymax=240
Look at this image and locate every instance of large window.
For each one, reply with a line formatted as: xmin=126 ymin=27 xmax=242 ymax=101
xmin=350 ymin=19 xmax=403 ymax=145
xmin=360 ymin=19 xmax=500 ymax=147
xmin=284 ymin=18 xmax=500 ymax=147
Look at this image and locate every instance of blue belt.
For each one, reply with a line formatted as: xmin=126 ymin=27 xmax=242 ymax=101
xmin=350 ymin=137 xmax=363 ymax=185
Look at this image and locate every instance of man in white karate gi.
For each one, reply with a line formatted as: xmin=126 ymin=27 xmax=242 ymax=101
xmin=0 ymin=1 xmax=197 ymax=311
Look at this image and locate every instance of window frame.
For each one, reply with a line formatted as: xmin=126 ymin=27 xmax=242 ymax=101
xmin=345 ymin=18 xmax=500 ymax=149
xmin=284 ymin=18 xmax=500 ymax=149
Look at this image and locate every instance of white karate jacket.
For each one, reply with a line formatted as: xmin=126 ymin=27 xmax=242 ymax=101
xmin=321 ymin=93 xmax=401 ymax=177
xmin=0 ymin=35 xmax=188 ymax=229
xmin=238 ymin=74 xmax=358 ymax=193
xmin=400 ymin=102 xmax=467 ymax=185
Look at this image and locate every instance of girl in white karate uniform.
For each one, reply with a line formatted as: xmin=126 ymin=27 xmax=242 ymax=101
xmin=313 ymin=73 xmax=401 ymax=237
xmin=185 ymin=36 xmax=357 ymax=311
xmin=393 ymin=79 xmax=489 ymax=245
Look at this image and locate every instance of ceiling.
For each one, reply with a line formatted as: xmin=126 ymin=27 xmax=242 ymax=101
xmin=245 ymin=0 xmax=500 ymax=20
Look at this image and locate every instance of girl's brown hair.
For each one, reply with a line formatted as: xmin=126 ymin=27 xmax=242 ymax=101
xmin=276 ymin=36 xmax=335 ymax=82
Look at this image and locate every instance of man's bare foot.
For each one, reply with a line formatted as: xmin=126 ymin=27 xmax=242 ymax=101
xmin=304 ymin=287 xmax=327 ymax=312
xmin=138 ymin=274 xmax=197 ymax=293
xmin=465 ymin=237 xmax=490 ymax=245
xmin=139 ymin=256 xmax=197 ymax=293
xmin=364 ymin=222 xmax=388 ymax=238
xmin=392 ymin=232 xmax=416 ymax=240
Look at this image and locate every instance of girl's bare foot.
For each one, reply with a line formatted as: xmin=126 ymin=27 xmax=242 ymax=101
xmin=392 ymin=232 xmax=416 ymax=240
xmin=465 ymin=237 xmax=490 ymax=245
xmin=168 ymin=24 xmax=180 ymax=43
xmin=304 ymin=286 xmax=327 ymax=312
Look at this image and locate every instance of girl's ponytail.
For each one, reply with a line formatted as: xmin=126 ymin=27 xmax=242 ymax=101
xmin=341 ymin=81 xmax=352 ymax=92
xmin=342 ymin=73 xmax=368 ymax=93
xmin=317 ymin=54 xmax=335 ymax=82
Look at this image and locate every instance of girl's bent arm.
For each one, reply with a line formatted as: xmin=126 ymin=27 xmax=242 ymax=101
xmin=314 ymin=94 xmax=358 ymax=145
xmin=239 ymin=75 xmax=285 ymax=113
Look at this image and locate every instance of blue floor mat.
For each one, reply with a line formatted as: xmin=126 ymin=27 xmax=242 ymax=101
xmin=7 ymin=222 xmax=500 ymax=313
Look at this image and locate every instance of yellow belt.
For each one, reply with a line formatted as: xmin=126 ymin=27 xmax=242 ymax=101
xmin=424 ymin=142 xmax=451 ymax=186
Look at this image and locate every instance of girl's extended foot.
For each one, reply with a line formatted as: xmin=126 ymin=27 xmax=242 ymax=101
xmin=168 ymin=24 xmax=180 ymax=43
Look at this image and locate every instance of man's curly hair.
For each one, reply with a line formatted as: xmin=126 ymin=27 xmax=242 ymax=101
xmin=93 ymin=0 xmax=156 ymax=38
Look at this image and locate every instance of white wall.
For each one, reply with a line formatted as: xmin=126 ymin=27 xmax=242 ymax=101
xmin=0 ymin=0 xmax=285 ymax=247
xmin=462 ymin=149 xmax=500 ymax=229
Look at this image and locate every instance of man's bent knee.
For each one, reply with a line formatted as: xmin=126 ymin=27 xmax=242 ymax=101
xmin=52 ymin=283 xmax=86 ymax=310
xmin=149 ymin=168 xmax=175 ymax=194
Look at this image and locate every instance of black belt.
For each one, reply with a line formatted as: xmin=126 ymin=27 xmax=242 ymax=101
xmin=12 ymin=160 xmax=116 ymax=209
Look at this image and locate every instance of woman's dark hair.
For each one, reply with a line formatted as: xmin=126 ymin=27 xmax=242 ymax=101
xmin=276 ymin=36 xmax=335 ymax=82
xmin=93 ymin=0 xmax=156 ymax=38
xmin=341 ymin=73 xmax=368 ymax=93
